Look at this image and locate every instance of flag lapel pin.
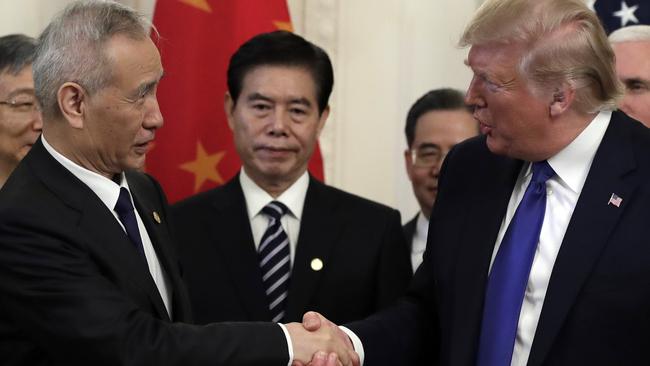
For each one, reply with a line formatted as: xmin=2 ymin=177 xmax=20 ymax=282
xmin=153 ymin=211 xmax=162 ymax=224
xmin=607 ymin=193 xmax=623 ymax=207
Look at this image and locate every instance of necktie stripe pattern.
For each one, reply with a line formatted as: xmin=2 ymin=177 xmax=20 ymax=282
xmin=114 ymin=187 xmax=146 ymax=257
xmin=477 ymin=161 xmax=555 ymax=366
xmin=258 ymin=201 xmax=291 ymax=323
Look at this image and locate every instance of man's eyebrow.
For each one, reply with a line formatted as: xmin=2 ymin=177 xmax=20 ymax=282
xmin=6 ymin=88 xmax=36 ymax=99
xmin=288 ymin=97 xmax=312 ymax=107
xmin=246 ymin=92 xmax=274 ymax=103
xmin=416 ymin=142 xmax=441 ymax=150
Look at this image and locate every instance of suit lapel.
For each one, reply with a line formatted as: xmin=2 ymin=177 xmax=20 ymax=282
xmin=285 ymin=178 xmax=341 ymax=321
xmin=28 ymin=141 xmax=171 ymax=321
xmin=209 ymin=178 xmax=271 ymax=320
xmin=528 ymin=115 xmax=639 ymax=366
xmin=128 ymin=174 xmax=177 ymax=321
xmin=447 ymin=155 xmax=522 ymax=366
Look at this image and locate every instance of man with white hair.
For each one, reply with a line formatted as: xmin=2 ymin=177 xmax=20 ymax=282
xmin=609 ymin=25 xmax=650 ymax=126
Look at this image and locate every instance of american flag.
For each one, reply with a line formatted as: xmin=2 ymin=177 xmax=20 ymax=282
xmin=608 ymin=193 xmax=623 ymax=207
xmin=590 ymin=0 xmax=650 ymax=34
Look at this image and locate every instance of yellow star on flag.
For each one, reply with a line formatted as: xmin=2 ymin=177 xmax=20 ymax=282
xmin=274 ymin=21 xmax=293 ymax=32
xmin=179 ymin=0 xmax=212 ymax=13
xmin=180 ymin=142 xmax=226 ymax=192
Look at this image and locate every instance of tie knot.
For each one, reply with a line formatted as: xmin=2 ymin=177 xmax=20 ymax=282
xmin=262 ymin=201 xmax=288 ymax=221
xmin=114 ymin=187 xmax=135 ymax=215
xmin=530 ymin=160 xmax=555 ymax=185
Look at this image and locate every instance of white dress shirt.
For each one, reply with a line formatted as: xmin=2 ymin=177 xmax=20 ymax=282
xmin=410 ymin=212 xmax=429 ymax=273
xmin=345 ymin=110 xmax=612 ymax=366
xmin=41 ymin=135 xmax=173 ymax=317
xmin=502 ymin=110 xmax=610 ymax=366
xmin=240 ymin=167 xmax=310 ymax=366
xmin=239 ymin=168 xmax=309 ymax=264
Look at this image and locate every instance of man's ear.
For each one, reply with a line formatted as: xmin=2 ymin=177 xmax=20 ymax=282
xmin=224 ymin=92 xmax=235 ymax=131
xmin=316 ymin=105 xmax=330 ymax=137
xmin=549 ymin=83 xmax=576 ymax=117
xmin=58 ymin=82 xmax=86 ymax=129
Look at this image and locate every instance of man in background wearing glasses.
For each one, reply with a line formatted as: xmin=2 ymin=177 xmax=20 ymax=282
xmin=0 ymin=34 xmax=41 ymax=188
xmin=403 ymin=88 xmax=478 ymax=272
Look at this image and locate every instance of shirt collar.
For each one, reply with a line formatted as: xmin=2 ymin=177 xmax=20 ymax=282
xmin=416 ymin=211 xmax=429 ymax=236
xmin=239 ymin=168 xmax=309 ymax=220
xmin=41 ymin=135 xmax=129 ymax=212
xmin=523 ymin=110 xmax=611 ymax=194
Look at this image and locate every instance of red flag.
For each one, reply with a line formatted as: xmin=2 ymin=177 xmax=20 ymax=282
xmin=148 ymin=0 xmax=325 ymax=203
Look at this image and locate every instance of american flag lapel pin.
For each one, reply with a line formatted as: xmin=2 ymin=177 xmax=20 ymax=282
xmin=608 ymin=193 xmax=623 ymax=207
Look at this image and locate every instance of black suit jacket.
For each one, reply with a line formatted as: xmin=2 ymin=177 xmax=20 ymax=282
xmin=171 ymin=175 xmax=412 ymax=324
xmin=350 ymin=111 xmax=650 ymax=365
xmin=0 ymin=139 xmax=287 ymax=366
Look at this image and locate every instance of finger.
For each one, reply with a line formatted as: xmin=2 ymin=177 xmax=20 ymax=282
xmin=302 ymin=311 xmax=322 ymax=331
xmin=309 ymin=351 xmax=329 ymax=366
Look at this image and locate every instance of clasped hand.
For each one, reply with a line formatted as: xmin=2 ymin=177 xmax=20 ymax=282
xmin=286 ymin=311 xmax=360 ymax=366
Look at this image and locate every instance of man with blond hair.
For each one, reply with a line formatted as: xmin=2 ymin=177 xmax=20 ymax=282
xmin=299 ymin=0 xmax=650 ymax=365
xmin=609 ymin=25 xmax=650 ymax=126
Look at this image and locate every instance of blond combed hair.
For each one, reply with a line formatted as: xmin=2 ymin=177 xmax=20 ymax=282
xmin=460 ymin=0 xmax=622 ymax=113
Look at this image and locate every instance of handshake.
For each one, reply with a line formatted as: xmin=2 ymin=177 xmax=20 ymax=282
xmin=286 ymin=311 xmax=360 ymax=366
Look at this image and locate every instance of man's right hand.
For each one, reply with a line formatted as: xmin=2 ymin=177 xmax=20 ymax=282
xmin=286 ymin=311 xmax=359 ymax=366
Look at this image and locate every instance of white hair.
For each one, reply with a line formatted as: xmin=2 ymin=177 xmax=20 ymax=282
xmin=609 ymin=25 xmax=650 ymax=44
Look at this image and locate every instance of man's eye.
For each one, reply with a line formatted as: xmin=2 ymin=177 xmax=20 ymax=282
xmin=290 ymin=108 xmax=307 ymax=115
xmin=626 ymin=81 xmax=648 ymax=93
xmin=252 ymin=104 xmax=271 ymax=111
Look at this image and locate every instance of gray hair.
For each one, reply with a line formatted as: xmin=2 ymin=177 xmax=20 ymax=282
xmin=609 ymin=25 xmax=650 ymax=44
xmin=0 ymin=34 xmax=37 ymax=76
xmin=33 ymin=0 xmax=152 ymax=119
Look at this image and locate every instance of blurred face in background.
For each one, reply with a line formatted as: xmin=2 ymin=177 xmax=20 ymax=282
xmin=0 ymin=64 xmax=42 ymax=182
xmin=405 ymin=109 xmax=478 ymax=219
xmin=612 ymin=40 xmax=650 ymax=127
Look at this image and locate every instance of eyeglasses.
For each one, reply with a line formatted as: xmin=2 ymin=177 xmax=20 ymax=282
xmin=0 ymin=96 xmax=40 ymax=113
xmin=410 ymin=146 xmax=446 ymax=168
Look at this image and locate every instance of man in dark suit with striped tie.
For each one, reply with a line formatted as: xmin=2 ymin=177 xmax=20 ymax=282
xmin=172 ymin=31 xmax=411 ymax=325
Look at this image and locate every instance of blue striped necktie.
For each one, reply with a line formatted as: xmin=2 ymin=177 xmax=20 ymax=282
xmin=258 ymin=201 xmax=291 ymax=323
xmin=477 ymin=160 xmax=555 ymax=366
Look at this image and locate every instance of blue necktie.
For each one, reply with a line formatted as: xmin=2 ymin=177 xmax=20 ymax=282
xmin=114 ymin=187 xmax=145 ymax=257
xmin=477 ymin=161 xmax=555 ymax=366
xmin=258 ymin=201 xmax=291 ymax=323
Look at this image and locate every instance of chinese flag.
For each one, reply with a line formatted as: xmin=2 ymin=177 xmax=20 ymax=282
xmin=148 ymin=0 xmax=325 ymax=203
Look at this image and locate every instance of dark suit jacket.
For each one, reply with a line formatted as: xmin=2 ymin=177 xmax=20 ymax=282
xmin=0 ymin=139 xmax=287 ymax=366
xmin=171 ymin=175 xmax=412 ymax=324
xmin=403 ymin=214 xmax=418 ymax=256
xmin=350 ymin=111 xmax=650 ymax=365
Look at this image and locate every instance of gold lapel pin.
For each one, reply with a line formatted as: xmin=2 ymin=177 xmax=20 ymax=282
xmin=153 ymin=211 xmax=161 ymax=224
xmin=310 ymin=258 xmax=324 ymax=271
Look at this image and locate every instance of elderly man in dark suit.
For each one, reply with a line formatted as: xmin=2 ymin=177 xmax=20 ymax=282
xmin=300 ymin=0 xmax=650 ymax=365
xmin=172 ymin=31 xmax=411 ymax=326
xmin=0 ymin=2 xmax=358 ymax=365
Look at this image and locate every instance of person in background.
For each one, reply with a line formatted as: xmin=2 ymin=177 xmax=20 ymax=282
xmin=609 ymin=25 xmax=650 ymax=127
xmin=402 ymin=88 xmax=478 ymax=272
xmin=0 ymin=34 xmax=41 ymax=188
xmin=172 ymin=30 xmax=411 ymax=326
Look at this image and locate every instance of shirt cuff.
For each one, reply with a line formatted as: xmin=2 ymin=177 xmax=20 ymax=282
xmin=278 ymin=323 xmax=293 ymax=366
xmin=339 ymin=326 xmax=365 ymax=366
